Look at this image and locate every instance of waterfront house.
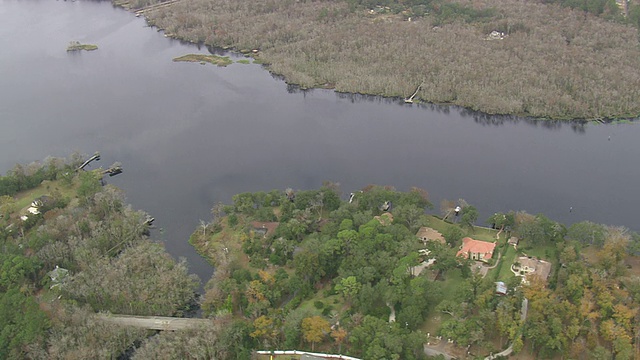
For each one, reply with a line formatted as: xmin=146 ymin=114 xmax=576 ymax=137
xmin=416 ymin=227 xmax=446 ymax=245
xmin=456 ymin=237 xmax=496 ymax=261
xmin=513 ymin=256 xmax=552 ymax=283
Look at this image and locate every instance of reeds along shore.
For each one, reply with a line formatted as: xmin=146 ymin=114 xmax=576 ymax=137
xmin=129 ymin=0 xmax=640 ymax=120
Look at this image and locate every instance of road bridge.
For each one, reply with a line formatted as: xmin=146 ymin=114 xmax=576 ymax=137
xmin=97 ymin=314 xmax=210 ymax=331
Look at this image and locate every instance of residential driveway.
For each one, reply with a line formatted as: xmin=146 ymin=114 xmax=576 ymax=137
xmin=472 ymin=252 xmax=501 ymax=278
xmin=471 ymin=262 xmax=490 ymax=277
xmin=424 ymin=341 xmax=456 ymax=360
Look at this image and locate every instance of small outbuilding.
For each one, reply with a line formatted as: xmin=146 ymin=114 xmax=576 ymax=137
xmin=495 ymin=281 xmax=507 ymax=295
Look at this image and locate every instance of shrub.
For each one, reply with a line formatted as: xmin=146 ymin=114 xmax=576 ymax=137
xmin=322 ymin=305 xmax=334 ymax=316
xmin=227 ymin=214 xmax=238 ymax=227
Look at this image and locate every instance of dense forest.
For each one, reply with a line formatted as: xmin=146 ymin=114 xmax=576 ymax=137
xmin=4 ymin=155 xmax=640 ymax=358
xmin=116 ymin=0 xmax=640 ymax=120
xmin=0 ymin=155 xmax=200 ymax=359
xmin=180 ymin=184 xmax=640 ymax=359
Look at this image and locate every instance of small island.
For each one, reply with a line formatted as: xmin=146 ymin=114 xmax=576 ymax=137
xmin=66 ymin=41 xmax=98 ymax=52
xmin=172 ymin=54 xmax=232 ymax=67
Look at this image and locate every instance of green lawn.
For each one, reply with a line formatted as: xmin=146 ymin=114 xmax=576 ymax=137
xmin=296 ymin=282 xmax=345 ymax=319
xmin=14 ymin=179 xmax=75 ymax=211
xmin=439 ymin=268 xmax=464 ymax=298
xmin=521 ymin=243 xmax=557 ymax=261
xmin=418 ymin=268 xmax=463 ymax=336
xmin=495 ymin=246 xmax=518 ymax=282
xmin=422 ymin=215 xmax=502 ymax=244
xmin=420 ymin=311 xmax=450 ymax=337
xmin=469 ymin=226 xmax=503 ymax=243
xmin=422 ymin=215 xmax=457 ymax=234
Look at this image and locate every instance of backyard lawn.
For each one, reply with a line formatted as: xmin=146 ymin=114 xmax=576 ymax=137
xmin=422 ymin=215 xmax=503 ymax=244
xmin=496 ymin=246 xmax=519 ymax=282
xmin=13 ymin=179 xmax=75 ymax=211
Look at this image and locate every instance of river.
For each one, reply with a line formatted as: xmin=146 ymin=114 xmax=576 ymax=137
xmin=1 ymin=0 xmax=638 ymax=285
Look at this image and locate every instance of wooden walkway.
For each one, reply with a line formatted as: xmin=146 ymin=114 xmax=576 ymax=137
xmin=135 ymin=0 xmax=183 ymax=15
xmin=97 ymin=314 xmax=210 ymax=331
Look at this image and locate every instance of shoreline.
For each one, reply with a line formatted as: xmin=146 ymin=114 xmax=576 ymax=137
xmin=116 ymin=0 xmax=640 ymax=121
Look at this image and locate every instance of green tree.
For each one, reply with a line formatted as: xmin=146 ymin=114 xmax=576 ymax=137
xmin=460 ymin=205 xmax=478 ymax=231
xmin=516 ymin=213 xmax=564 ymax=246
xmin=392 ymin=204 xmax=424 ymax=232
xmin=430 ymin=242 xmax=459 ymax=274
xmin=566 ymin=221 xmax=606 ymax=247
xmin=76 ymin=170 xmax=101 ymax=202
xmin=487 ymin=212 xmax=514 ymax=231
xmin=0 ymin=289 xmax=49 ymax=359
xmin=293 ymin=248 xmax=323 ymax=284
xmin=232 ymin=192 xmax=257 ymax=214
xmin=443 ymin=226 xmax=464 ymax=247
xmin=283 ymin=308 xmax=312 ymax=349
xmin=0 ymin=195 xmax=15 ymax=218
xmin=335 ymin=276 xmax=362 ymax=305
xmin=350 ymin=315 xmax=425 ymax=360
xmin=0 ymin=254 xmax=40 ymax=291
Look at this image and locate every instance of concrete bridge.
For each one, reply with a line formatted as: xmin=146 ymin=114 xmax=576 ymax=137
xmin=97 ymin=314 xmax=210 ymax=331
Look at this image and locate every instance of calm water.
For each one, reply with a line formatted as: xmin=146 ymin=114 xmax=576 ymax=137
xmin=1 ymin=0 xmax=639 ymax=284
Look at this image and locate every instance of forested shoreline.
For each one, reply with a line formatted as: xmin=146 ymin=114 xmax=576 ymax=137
xmin=0 ymin=155 xmax=201 ymax=359
xmin=3 ymin=155 xmax=640 ymax=358
xmin=117 ymin=0 xmax=640 ymax=120
xmin=184 ymin=185 xmax=640 ymax=359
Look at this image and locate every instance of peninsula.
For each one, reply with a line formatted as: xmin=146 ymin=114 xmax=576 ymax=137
xmin=184 ymin=185 xmax=640 ymax=359
xmin=3 ymin=155 xmax=640 ymax=359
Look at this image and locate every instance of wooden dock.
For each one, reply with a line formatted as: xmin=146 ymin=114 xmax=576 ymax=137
xmin=135 ymin=0 xmax=183 ymax=15
xmin=97 ymin=314 xmax=210 ymax=331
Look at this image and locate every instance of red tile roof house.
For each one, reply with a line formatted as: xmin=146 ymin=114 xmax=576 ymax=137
xmin=456 ymin=237 xmax=496 ymax=261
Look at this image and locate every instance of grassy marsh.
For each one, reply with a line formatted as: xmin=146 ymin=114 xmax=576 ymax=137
xmin=173 ymin=54 xmax=232 ymax=66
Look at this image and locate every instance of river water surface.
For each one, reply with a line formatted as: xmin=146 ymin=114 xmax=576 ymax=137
xmin=1 ymin=0 xmax=639 ymax=284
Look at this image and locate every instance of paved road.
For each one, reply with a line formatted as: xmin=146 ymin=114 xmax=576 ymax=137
xmin=484 ymin=298 xmax=528 ymax=360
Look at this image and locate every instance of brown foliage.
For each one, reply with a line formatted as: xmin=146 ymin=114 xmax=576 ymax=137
xmin=302 ymin=315 xmax=330 ymax=350
xmin=123 ymin=0 xmax=640 ymax=119
xmin=45 ymin=305 xmax=148 ymax=360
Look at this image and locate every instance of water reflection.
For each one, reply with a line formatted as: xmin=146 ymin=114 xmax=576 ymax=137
xmin=335 ymin=91 xmax=402 ymax=105
xmin=330 ymin=92 xmax=589 ymax=133
xmin=416 ymin=102 xmax=451 ymax=114
xmin=3 ymin=0 xmax=640 ymax=285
